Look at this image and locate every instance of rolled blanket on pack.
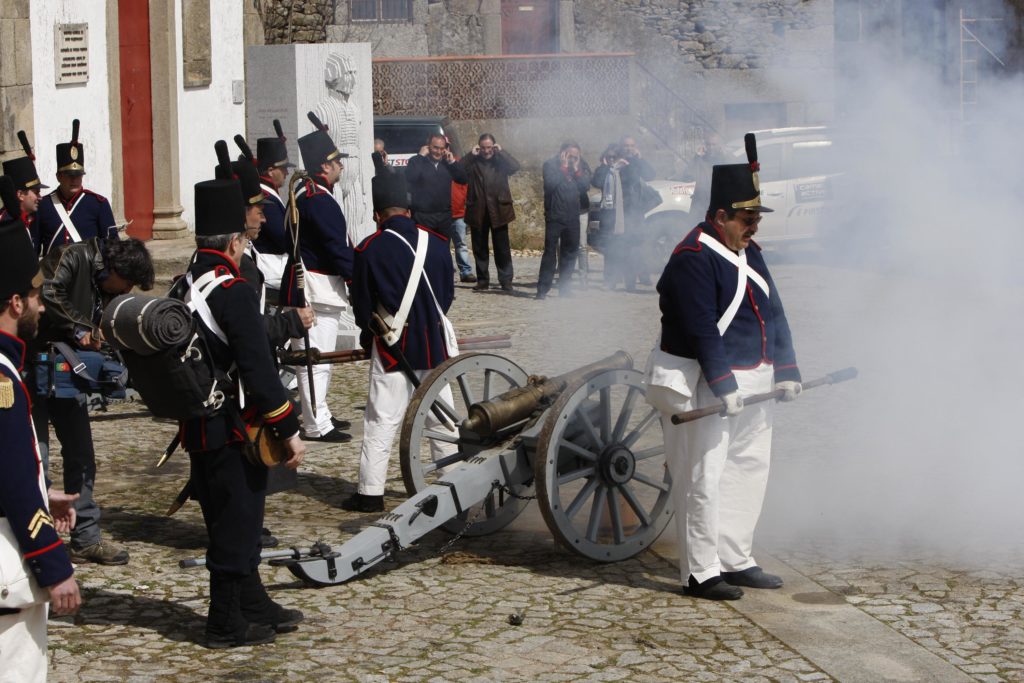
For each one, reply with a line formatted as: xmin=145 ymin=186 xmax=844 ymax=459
xmin=101 ymin=293 xmax=195 ymax=356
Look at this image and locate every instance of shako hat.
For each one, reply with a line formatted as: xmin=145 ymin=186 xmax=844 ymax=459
xmin=298 ymin=112 xmax=347 ymax=172
xmin=371 ymin=171 xmax=410 ymax=213
xmin=213 ymin=140 xmax=266 ymax=207
xmin=0 ymin=176 xmax=43 ymax=297
xmin=194 ymin=179 xmax=245 ymax=237
xmin=256 ymin=120 xmax=295 ymax=172
xmin=56 ymin=119 xmax=86 ymax=175
xmin=707 ymin=133 xmax=774 ymax=215
xmin=2 ymin=131 xmax=48 ymax=191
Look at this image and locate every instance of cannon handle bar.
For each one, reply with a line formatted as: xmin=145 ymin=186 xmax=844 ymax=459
xmin=670 ymin=366 xmax=858 ymax=425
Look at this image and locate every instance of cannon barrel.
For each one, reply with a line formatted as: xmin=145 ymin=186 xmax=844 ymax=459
xmin=461 ymin=351 xmax=633 ymax=437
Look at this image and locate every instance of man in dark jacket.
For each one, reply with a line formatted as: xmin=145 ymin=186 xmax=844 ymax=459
xmin=34 ymin=236 xmax=154 ymax=565
xmin=176 ymin=178 xmax=305 ymax=647
xmin=462 ymin=134 xmax=520 ymax=292
xmin=538 ymin=142 xmax=592 ymax=299
xmin=344 ymin=172 xmax=457 ymax=513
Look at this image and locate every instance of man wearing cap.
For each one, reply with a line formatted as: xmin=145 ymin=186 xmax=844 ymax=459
xmin=284 ymin=113 xmax=356 ymax=443
xmin=644 ymin=134 xmax=801 ymax=601
xmin=1 ymin=131 xmax=48 ymax=253
xmin=0 ymin=202 xmax=81 ymax=682
xmin=345 ymin=172 xmax=457 ymax=513
xmin=178 ymin=177 xmax=305 ymax=648
xmin=251 ymin=121 xmax=293 ymax=293
xmin=37 ymin=120 xmax=117 ymax=255
xmin=33 ymin=232 xmax=155 ymax=566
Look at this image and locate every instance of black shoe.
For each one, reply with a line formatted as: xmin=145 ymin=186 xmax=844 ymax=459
xmin=260 ymin=528 xmax=279 ymax=548
xmin=535 ymin=290 xmax=548 ymax=300
xmin=240 ymin=573 xmax=305 ymax=634
xmin=331 ymin=417 xmax=352 ymax=430
xmin=340 ymin=493 xmax=385 ymax=513
xmin=461 ymin=273 xmax=478 ymax=283
xmin=300 ymin=428 xmax=352 ymax=443
xmin=721 ymin=566 xmax=784 ymax=589
xmin=500 ymin=282 xmax=514 ymax=292
xmin=684 ymin=575 xmax=744 ymax=601
xmin=472 ymin=281 xmax=490 ymax=291
xmin=206 ymin=622 xmax=277 ymax=649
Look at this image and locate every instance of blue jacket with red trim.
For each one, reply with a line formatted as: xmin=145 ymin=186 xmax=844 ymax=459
xmin=351 ymin=215 xmax=455 ymax=372
xmin=172 ymin=250 xmax=300 ymax=453
xmin=252 ymin=179 xmax=289 ymax=256
xmin=37 ymin=188 xmax=117 ymax=254
xmin=657 ymin=222 xmax=800 ymax=397
xmin=0 ymin=331 xmax=74 ymax=588
xmin=295 ymin=176 xmax=353 ymax=279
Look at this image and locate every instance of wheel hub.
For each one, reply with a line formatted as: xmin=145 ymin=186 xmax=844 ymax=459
xmin=598 ymin=443 xmax=636 ymax=485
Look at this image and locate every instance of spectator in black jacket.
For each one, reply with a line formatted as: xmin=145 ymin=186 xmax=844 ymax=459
xmin=405 ymin=135 xmax=470 ymax=276
xmin=538 ymin=142 xmax=592 ymax=299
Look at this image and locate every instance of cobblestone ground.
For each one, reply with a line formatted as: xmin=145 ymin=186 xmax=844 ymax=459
xmin=42 ymin=251 xmax=1024 ymax=682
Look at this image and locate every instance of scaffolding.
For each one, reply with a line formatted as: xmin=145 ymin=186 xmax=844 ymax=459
xmin=959 ymin=8 xmax=1005 ymax=123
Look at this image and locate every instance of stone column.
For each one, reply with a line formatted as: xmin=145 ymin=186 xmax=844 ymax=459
xmin=481 ymin=0 xmax=502 ymax=55
xmin=105 ymin=1 xmax=125 ymax=223
xmin=148 ymin=0 xmax=187 ymax=238
xmin=558 ymin=0 xmax=575 ymax=52
xmin=0 ymin=0 xmax=33 ymax=160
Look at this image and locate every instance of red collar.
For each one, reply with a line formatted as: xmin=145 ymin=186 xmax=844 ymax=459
xmin=195 ymin=249 xmax=241 ymax=276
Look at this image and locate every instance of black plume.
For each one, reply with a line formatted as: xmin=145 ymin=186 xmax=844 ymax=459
xmin=273 ymin=119 xmax=285 ymax=141
xmin=307 ymin=111 xmax=328 ymax=132
xmin=71 ymin=119 xmax=80 ymax=145
xmin=17 ymin=131 xmax=33 ymax=160
xmin=744 ymin=133 xmax=759 ymax=170
xmin=234 ymin=135 xmax=255 ymax=164
xmin=214 ymin=140 xmax=233 ymax=180
xmin=0 ymin=176 xmax=19 ymax=216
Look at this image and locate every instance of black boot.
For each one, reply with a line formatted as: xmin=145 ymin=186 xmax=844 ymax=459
xmin=685 ymin=575 xmax=744 ymax=601
xmin=240 ymin=572 xmax=304 ymax=633
xmin=721 ymin=566 xmax=784 ymax=589
xmin=205 ymin=572 xmax=277 ymax=648
xmin=340 ymin=492 xmax=385 ymax=513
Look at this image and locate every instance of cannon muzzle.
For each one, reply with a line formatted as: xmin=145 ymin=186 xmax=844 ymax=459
xmin=461 ymin=351 xmax=632 ymax=437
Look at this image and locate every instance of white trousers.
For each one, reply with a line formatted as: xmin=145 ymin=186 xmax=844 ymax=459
xmin=0 ymin=603 xmax=47 ymax=683
xmin=357 ymin=347 xmax=456 ymax=496
xmin=648 ymin=364 xmax=774 ymax=584
xmin=292 ymin=305 xmax=342 ymax=437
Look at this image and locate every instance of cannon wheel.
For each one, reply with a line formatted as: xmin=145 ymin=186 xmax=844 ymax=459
xmin=535 ymin=368 xmax=673 ymax=562
xmin=400 ymin=352 xmax=532 ymax=537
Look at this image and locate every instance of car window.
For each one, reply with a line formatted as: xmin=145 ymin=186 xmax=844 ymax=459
xmin=787 ymin=140 xmax=835 ymax=178
xmin=374 ymin=125 xmax=440 ymax=155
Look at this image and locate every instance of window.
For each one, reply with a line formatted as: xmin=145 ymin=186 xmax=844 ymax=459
xmin=351 ymin=0 xmax=413 ymax=22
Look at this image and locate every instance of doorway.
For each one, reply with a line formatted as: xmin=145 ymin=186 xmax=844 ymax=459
xmin=501 ymin=0 xmax=558 ymax=54
xmin=118 ymin=1 xmax=154 ymax=239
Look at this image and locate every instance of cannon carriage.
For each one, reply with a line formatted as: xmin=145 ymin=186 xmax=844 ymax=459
xmin=274 ymin=351 xmax=673 ymax=586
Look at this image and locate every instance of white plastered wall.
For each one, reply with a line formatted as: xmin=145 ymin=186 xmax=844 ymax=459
xmin=174 ymin=0 xmax=246 ymax=229
xmin=30 ymin=0 xmax=113 ymax=198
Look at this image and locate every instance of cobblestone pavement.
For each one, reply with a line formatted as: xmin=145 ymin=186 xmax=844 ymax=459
xmin=42 ymin=251 xmax=1024 ymax=682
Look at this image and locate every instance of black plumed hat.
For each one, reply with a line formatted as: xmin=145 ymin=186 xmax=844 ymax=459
xmin=372 ymin=171 xmax=410 ymax=213
xmin=56 ymin=119 xmax=86 ymax=175
xmin=707 ymin=133 xmax=774 ymax=215
xmin=298 ymin=112 xmax=346 ymax=172
xmin=256 ymin=120 xmax=294 ymax=172
xmin=194 ymin=179 xmax=246 ymax=236
xmin=1 ymin=131 xmax=48 ymax=191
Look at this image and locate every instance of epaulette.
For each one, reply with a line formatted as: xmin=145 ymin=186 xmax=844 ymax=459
xmin=304 ymin=179 xmax=328 ymax=197
xmin=213 ymin=265 xmax=244 ymax=288
xmin=673 ymin=226 xmax=704 ymax=255
xmin=354 ymin=230 xmax=383 ymax=253
xmin=82 ymin=189 xmax=109 ymax=203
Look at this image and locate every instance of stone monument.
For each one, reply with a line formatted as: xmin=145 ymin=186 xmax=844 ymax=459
xmin=245 ymin=43 xmax=375 ymax=245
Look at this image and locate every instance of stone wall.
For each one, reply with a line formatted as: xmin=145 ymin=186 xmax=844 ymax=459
xmin=0 ymin=0 xmax=33 ymax=160
xmin=256 ymin=0 xmax=334 ymax=44
xmin=325 ymin=0 xmax=490 ymax=56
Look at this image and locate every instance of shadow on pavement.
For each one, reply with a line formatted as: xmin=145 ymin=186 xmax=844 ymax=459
xmin=77 ymin=588 xmax=206 ymax=644
xmin=104 ymin=509 xmax=207 ymax=550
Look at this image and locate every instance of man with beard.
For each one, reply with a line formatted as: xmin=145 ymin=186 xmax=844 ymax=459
xmin=0 ymin=184 xmax=80 ymax=681
xmin=644 ymin=134 xmax=801 ymax=601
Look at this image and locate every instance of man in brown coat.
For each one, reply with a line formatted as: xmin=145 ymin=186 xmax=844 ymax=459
xmin=462 ymin=134 xmax=520 ymax=292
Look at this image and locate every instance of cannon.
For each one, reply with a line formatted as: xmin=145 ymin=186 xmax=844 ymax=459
xmin=238 ymin=351 xmax=674 ymax=585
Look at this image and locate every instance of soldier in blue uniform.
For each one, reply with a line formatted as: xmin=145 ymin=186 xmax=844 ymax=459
xmin=36 ymin=119 xmax=117 ymax=255
xmin=252 ymin=121 xmax=293 ymax=292
xmin=1 ymin=131 xmax=48 ymax=253
xmin=644 ymin=134 xmax=802 ymax=601
xmin=176 ymin=177 xmax=305 ymax=648
xmin=283 ymin=112 xmax=355 ymax=443
xmin=0 ymin=208 xmax=80 ymax=681
xmin=344 ymin=171 xmax=457 ymax=512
